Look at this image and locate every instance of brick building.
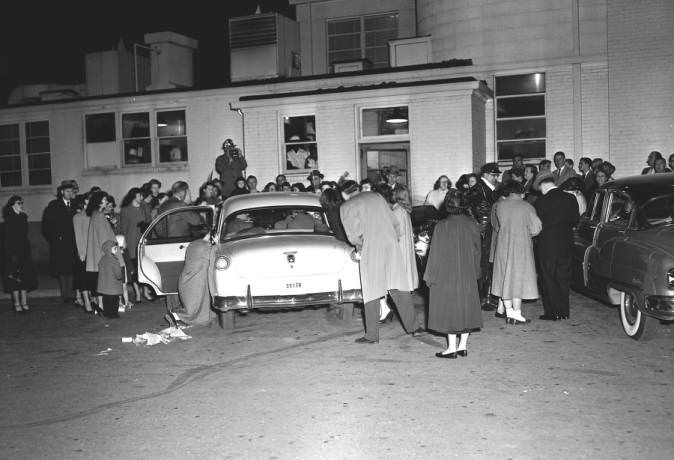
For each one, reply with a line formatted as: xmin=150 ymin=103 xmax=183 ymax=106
xmin=0 ymin=0 xmax=672 ymax=264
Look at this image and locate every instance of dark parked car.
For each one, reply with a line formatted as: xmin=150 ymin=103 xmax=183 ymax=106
xmin=572 ymin=173 xmax=674 ymax=340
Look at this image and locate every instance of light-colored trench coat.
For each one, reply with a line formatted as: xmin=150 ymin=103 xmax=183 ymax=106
xmin=490 ymin=196 xmax=542 ymax=299
xmin=340 ymin=192 xmax=408 ymax=303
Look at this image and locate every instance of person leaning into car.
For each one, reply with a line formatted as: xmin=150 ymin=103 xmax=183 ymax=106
xmin=339 ymin=180 xmax=420 ymax=343
xmin=156 ymin=181 xmax=203 ymax=319
xmin=533 ymin=172 xmax=579 ymax=321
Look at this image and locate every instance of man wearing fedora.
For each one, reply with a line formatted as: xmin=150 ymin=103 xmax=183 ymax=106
xmin=467 ymin=162 xmax=501 ymax=310
xmin=533 ymin=172 xmax=579 ymax=320
xmin=41 ymin=180 xmax=78 ymax=303
xmin=306 ymin=170 xmax=324 ymax=194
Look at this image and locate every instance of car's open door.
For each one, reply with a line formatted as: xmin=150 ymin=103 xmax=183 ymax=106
xmin=137 ymin=205 xmax=215 ymax=295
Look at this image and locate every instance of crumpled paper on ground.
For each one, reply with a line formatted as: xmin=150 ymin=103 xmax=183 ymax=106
xmin=129 ymin=327 xmax=192 ymax=346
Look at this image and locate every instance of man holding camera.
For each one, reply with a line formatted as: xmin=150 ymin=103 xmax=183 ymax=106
xmin=215 ymin=139 xmax=247 ymax=198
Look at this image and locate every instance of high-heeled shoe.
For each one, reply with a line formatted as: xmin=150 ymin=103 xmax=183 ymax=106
xmin=506 ymin=317 xmax=531 ymax=325
xmin=378 ymin=311 xmax=394 ymax=324
xmin=457 ymin=350 xmax=468 ymax=357
xmin=494 ymin=311 xmax=506 ymax=319
xmin=21 ymin=304 xmax=30 ymax=312
xmin=435 ymin=351 xmax=457 ymax=359
xmin=13 ymin=304 xmax=23 ymax=313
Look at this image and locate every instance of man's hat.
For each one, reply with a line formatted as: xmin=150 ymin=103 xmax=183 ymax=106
xmin=533 ymin=171 xmax=555 ymax=191
xmin=307 ymin=170 xmax=324 ymax=181
xmin=480 ymin=162 xmax=502 ymax=175
xmin=60 ymin=180 xmax=77 ymax=190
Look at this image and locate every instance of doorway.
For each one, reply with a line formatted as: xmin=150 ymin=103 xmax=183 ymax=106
xmin=359 ymin=142 xmax=410 ymax=186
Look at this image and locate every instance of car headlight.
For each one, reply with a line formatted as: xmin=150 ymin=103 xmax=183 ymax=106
xmin=667 ymin=269 xmax=674 ymax=288
xmin=215 ymin=256 xmax=231 ymax=270
xmin=350 ymin=249 xmax=361 ymax=262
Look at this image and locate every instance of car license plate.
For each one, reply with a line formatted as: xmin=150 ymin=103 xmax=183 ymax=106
xmin=285 ymin=281 xmax=302 ymax=289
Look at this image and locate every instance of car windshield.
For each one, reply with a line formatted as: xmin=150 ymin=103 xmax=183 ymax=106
xmin=636 ymin=194 xmax=674 ymax=228
xmin=221 ymin=206 xmax=332 ymax=241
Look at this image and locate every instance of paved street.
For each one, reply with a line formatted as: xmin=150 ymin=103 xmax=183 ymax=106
xmin=0 ymin=292 xmax=672 ymax=459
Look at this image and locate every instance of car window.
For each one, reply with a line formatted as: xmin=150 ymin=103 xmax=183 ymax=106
xmin=222 ymin=206 xmax=332 ymax=241
xmin=588 ymin=191 xmax=605 ymax=223
xmin=606 ymin=193 xmax=633 ymax=228
xmin=147 ymin=208 xmax=213 ymax=244
xmin=637 ymin=194 xmax=674 ymax=228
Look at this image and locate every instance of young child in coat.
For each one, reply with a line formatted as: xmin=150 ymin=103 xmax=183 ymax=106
xmin=97 ymin=240 xmax=124 ymax=318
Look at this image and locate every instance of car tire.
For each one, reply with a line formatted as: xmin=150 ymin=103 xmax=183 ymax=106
xmin=218 ymin=310 xmax=236 ymax=330
xmin=619 ymin=292 xmax=657 ymax=341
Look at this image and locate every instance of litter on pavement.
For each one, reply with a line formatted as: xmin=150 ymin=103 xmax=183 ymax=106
xmin=123 ymin=326 xmax=192 ymax=346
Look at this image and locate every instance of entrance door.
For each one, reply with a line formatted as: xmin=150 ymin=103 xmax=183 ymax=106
xmin=360 ymin=142 xmax=410 ymax=186
xmin=138 ymin=205 xmax=216 ymax=295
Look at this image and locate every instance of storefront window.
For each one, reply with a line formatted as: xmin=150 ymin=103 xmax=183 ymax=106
xmin=495 ymin=73 xmax=546 ymax=162
xmin=283 ymin=115 xmax=317 ymax=171
xmin=122 ymin=112 xmax=151 ymax=165
xmin=157 ymin=110 xmax=187 ymax=162
xmin=362 ymin=106 xmax=408 ymax=137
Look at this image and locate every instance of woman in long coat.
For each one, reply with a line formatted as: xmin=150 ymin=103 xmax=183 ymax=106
xmin=85 ymin=191 xmax=117 ymax=298
xmin=424 ymin=190 xmax=482 ymax=358
xmin=490 ymin=181 xmax=542 ymax=324
xmin=3 ymin=195 xmax=37 ymax=312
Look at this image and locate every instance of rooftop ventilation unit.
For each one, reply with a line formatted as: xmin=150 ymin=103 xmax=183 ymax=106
xmin=229 ymin=13 xmax=300 ymax=82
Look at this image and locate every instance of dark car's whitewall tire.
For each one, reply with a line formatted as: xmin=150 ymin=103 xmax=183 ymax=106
xmin=620 ymin=292 xmax=657 ymax=341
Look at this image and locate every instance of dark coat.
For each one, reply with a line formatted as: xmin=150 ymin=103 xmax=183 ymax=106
xmin=467 ymin=178 xmax=498 ymax=233
xmin=3 ymin=210 xmax=37 ymax=292
xmin=42 ymin=198 xmax=76 ymax=275
xmin=423 ymin=214 xmax=483 ymax=334
xmin=581 ymin=171 xmax=597 ymax=203
xmin=534 ymin=187 xmax=580 ymax=257
xmin=215 ymin=155 xmax=247 ymax=197
xmin=155 ymin=197 xmax=202 ymax=238
xmin=325 ymin=206 xmax=348 ymax=243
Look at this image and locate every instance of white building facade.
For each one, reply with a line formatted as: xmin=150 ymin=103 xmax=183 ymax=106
xmin=0 ymin=0 xmax=672 ymax=264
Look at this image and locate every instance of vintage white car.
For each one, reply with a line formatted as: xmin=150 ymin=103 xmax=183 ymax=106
xmin=137 ymin=193 xmax=362 ymax=327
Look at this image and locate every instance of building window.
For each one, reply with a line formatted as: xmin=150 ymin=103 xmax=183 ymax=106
xmin=0 ymin=124 xmax=21 ymax=187
xmin=26 ymin=121 xmax=52 ymax=185
xmin=157 ymin=110 xmax=187 ymax=163
xmin=283 ymin=115 xmax=317 ymax=172
xmin=327 ymin=13 xmax=398 ymax=70
xmin=122 ymin=112 xmax=151 ymax=165
xmin=85 ymin=113 xmax=116 ymax=143
xmin=361 ymin=106 xmax=409 ymax=137
xmin=495 ymin=73 xmax=546 ymax=162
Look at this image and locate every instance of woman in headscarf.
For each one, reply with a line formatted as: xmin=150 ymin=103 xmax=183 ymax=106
xmin=424 ymin=190 xmax=482 ymax=358
xmin=3 ymin=195 xmax=37 ymax=312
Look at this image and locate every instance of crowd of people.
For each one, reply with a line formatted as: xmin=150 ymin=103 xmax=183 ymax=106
xmin=2 ymin=142 xmax=672 ymax=354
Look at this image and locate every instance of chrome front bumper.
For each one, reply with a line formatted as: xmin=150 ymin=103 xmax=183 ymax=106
xmin=213 ymin=285 xmax=362 ymax=312
xmin=644 ymin=295 xmax=674 ymax=321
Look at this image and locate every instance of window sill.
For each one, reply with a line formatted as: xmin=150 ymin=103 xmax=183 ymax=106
xmin=82 ymin=164 xmax=189 ymax=176
xmin=0 ymin=184 xmax=55 ymax=195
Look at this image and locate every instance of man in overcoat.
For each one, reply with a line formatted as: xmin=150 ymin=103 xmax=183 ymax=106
xmin=534 ymin=172 xmax=580 ymax=320
xmin=42 ymin=180 xmax=77 ymax=302
xmin=339 ymin=181 xmax=418 ymax=343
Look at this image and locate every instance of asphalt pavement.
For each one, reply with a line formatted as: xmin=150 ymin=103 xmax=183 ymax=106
xmin=0 ymin=291 xmax=672 ymax=459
